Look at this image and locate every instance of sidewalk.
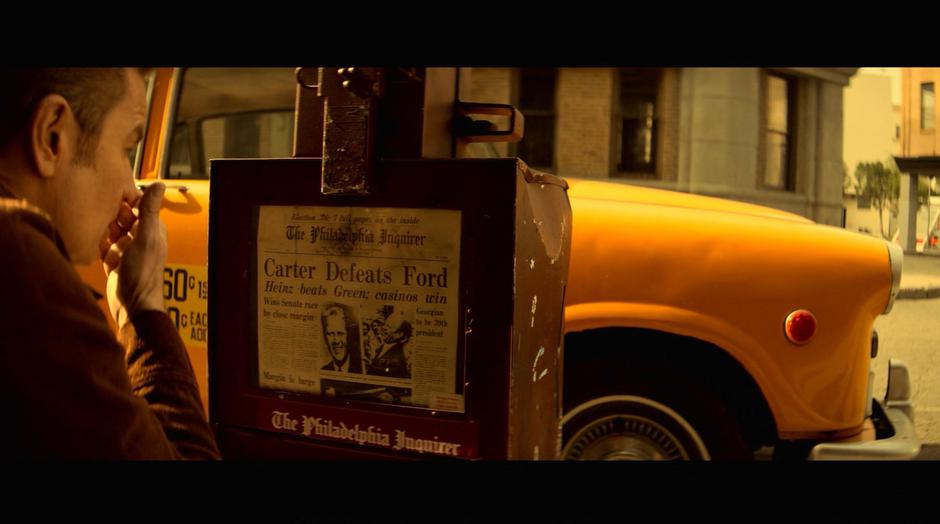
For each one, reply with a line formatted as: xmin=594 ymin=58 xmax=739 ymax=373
xmin=898 ymin=251 xmax=940 ymax=300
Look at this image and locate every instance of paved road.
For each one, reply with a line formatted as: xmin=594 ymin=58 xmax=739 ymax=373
xmin=872 ymin=296 xmax=940 ymax=454
xmin=918 ymin=444 xmax=940 ymax=460
xmin=899 ymin=253 xmax=940 ymax=297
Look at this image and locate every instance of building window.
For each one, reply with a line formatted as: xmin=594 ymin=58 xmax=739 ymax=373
xmin=615 ymin=68 xmax=661 ymax=176
xmin=762 ymin=72 xmax=796 ymax=190
xmin=921 ymin=82 xmax=935 ymax=130
xmin=515 ymin=68 xmax=556 ymax=169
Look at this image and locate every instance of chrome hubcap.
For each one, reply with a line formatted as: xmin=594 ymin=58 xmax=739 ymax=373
xmin=564 ymin=415 xmax=691 ymax=461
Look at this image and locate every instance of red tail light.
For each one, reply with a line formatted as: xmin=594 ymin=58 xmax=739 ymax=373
xmin=785 ymin=310 xmax=816 ymax=345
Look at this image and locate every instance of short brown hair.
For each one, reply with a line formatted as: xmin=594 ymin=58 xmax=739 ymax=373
xmin=0 ymin=68 xmax=133 ymax=164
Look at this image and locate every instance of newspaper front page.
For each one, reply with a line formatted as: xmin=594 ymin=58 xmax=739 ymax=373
xmin=256 ymin=205 xmax=463 ymax=412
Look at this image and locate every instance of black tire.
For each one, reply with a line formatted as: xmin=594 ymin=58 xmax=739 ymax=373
xmin=562 ymin=358 xmax=753 ymax=460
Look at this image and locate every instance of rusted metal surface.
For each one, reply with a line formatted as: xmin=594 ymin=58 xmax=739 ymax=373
xmin=318 ymin=68 xmax=383 ymax=195
xmin=507 ymin=161 xmax=571 ymax=460
xmin=293 ymin=67 xmax=438 ymax=191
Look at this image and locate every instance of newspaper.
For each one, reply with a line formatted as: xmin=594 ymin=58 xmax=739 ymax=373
xmin=256 ymin=205 xmax=464 ymax=413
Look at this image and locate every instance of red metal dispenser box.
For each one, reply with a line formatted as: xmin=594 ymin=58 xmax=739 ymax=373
xmin=208 ymin=157 xmax=571 ymax=459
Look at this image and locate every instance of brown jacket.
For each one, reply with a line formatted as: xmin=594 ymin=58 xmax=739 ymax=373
xmin=0 ymin=197 xmax=220 ymax=459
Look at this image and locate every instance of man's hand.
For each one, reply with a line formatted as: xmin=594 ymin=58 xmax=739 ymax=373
xmin=102 ymin=183 xmax=167 ymax=329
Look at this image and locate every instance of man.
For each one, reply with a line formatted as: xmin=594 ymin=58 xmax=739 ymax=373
xmin=366 ymin=320 xmax=412 ymax=379
xmin=0 ymin=68 xmax=220 ymax=459
xmin=362 ymin=305 xmax=393 ymax=365
xmin=320 ymin=304 xmax=362 ymax=373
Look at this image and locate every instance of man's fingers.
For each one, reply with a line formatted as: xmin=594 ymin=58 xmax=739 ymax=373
xmin=117 ymin=201 xmax=137 ymax=230
xmin=102 ymin=235 xmax=133 ymax=275
xmin=99 ymin=235 xmax=112 ymax=261
xmin=100 ymin=201 xmax=139 ymax=260
xmin=99 ymin=230 xmax=132 ymax=265
xmin=108 ymin=202 xmax=137 ymax=241
xmin=103 ymin=246 xmax=121 ymax=275
xmin=134 ymin=183 xmax=165 ymax=242
xmin=107 ymin=221 xmax=126 ymax=244
xmin=138 ymin=183 xmax=165 ymax=217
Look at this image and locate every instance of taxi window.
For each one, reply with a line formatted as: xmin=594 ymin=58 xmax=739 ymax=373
xmin=166 ymin=68 xmax=296 ymax=179
xmin=130 ymin=69 xmax=156 ymax=178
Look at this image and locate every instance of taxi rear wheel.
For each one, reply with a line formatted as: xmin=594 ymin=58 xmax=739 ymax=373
xmin=561 ymin=360 xmax=753 ymax=461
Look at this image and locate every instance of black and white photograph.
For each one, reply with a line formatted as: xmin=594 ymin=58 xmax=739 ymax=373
xmin=361 ymin=305 xmax=414 ymax=380
xmin=320 ymin=302 xmax=363 ymax=374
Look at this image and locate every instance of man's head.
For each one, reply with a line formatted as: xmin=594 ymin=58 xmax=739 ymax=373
xmin=0 ymin=68 xmax=148 ymax=264
xmin=392 ymin=321 xmax=413 ymax=344
xmin=322 ymin=306 xmax=349 ymax=364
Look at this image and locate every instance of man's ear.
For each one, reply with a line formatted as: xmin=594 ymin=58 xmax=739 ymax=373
xmin=30 ymin=94 xmax=76 ymax=179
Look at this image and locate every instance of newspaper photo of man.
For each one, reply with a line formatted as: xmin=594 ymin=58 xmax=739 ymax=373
xmin=363 ymin=305 xmax=413 ymax=379
xmin=320 ymin=303 xmax=363 ymax=373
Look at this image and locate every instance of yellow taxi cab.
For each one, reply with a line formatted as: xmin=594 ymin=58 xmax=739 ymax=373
xmin=78 ymin=67 xmax=918 ymax=460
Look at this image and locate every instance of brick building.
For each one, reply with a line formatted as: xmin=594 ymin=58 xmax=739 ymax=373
xmin=464 ymin=68 xmax=857 ymax=227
